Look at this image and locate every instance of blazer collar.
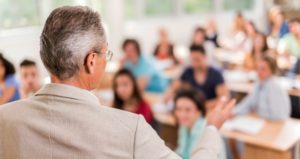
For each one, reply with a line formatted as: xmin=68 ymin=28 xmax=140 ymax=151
xmin=35 ymin=83 xmax=100 ymax=105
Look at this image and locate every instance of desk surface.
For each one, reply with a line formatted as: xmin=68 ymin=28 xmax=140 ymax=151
xmin=214 ymin=48 xmax=246 ymax=65
xmin=163 ymin=66 xmax=183 ymax=80
xmin=143 ymin=93 xmax=177 ymax=126
xmin=224 ymin=70 xmax=300 ymax=96
xmin=221 ymin=117 xmax=300 ymax=151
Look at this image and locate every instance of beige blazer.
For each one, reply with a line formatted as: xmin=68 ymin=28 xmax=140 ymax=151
xmin=0 ymin=84 xmax=222 ymax=159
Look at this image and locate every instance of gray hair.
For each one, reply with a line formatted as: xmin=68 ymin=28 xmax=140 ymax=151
xmin=40 ymin=6 xmax=106 ymax=80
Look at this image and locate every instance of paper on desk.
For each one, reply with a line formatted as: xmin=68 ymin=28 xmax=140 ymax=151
xmin=153 ymin=100 xmax=174 ymax=113
xmin=222 ymin=116 xmax=265 ymax=135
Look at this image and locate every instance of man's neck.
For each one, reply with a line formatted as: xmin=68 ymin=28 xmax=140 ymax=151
xmin=130 ymin=56 xmax=139 ymax=64
xmin=51 ymin=75 xmax=91 ymax=91
xmin=195 ymin=66 xmax=207 ymax=73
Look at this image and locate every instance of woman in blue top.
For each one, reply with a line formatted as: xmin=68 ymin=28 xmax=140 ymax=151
xmin=122 ymin=39 xmax=169 ymax=93
xmin=174 ymin=88 xmax=226 ymax=159
xmin=0 ymin=54 xmax=20 ymax=104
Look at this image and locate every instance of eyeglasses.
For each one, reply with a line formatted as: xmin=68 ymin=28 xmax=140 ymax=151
xmin=97 ymin=50 xmax=113 ymax=61
xmin=104 ymin=50 xmax=113 ymax=61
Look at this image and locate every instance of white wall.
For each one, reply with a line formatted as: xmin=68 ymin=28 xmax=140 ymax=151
xmin=0 ymin=0 xmax=267 ymax=77
xmin=0 ymin=27 xmax=45 ymax=77
xmin=122 ymin=0 xmax=267 ymax=55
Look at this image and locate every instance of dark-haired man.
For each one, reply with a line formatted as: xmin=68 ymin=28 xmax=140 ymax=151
xmin=165 ymin=45 xmax=229 ymax=109
xmin=19 ymin=59 xmax=41 ymax=98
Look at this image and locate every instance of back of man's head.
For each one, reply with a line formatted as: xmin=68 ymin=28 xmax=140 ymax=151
xmin=40 ymin=6 xmax=106 ymax=80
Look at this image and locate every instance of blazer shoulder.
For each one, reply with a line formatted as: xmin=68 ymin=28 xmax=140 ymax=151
xmin=0 ymin=99 xmax=30 ymax=113
xmin=100 ymin=106 xmax=142 ymax=132
xmin=0 ymin=99 xmax=32 ymax=119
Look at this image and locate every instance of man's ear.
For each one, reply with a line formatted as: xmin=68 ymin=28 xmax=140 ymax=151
xmin=84 ymin=52 xmax=97 ymax=74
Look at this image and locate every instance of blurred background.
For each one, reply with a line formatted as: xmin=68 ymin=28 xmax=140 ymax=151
xmin=1 ymin=1 xmax=300 ymax=159
xmin=1 ymin=0 xmax=300 ymax=76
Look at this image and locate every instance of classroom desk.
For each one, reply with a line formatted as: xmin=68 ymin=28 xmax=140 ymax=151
xmin=163 ymin=66 xmax=183 ymax=80
xmin=224 ymin=70 xmax=300 ymax=97
xmin=214 ymin=48 xmax=294 ymax=70
xmin=144 ymin=92 xmax=177 ymax=126
xmin=221 ymin=116 xmax=300 ymax=159
xmin=214 ymin=48 xmax=246 ymax=65
xmin=227 ymin=80 xmax=300 ymax=97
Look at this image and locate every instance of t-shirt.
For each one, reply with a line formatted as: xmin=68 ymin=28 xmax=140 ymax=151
xmin=0 ymin=75 xmax=21 ymax=103
xmin=279 ymin=33 xmax=300 ymax=57
xmin=180 ymin=67 xmax=224 ymax=100
xmin=124 ymin=55 xmax=169 ymax=93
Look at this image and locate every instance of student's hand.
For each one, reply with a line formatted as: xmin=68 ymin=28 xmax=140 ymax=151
xmin=163 ymin=91 xmax=172 ymax=104
xmin=207 ymin=97 xmax=236 ymax=129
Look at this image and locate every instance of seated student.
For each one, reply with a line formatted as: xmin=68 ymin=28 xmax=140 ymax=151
xmin=153 ymin=43 xmax=179 ymax=69
xmin=242 ymin=21 xmax=257 ymax=54
xmin=174 ymin=88 xmax=226 ymax=159
xmin=112 ymin=68 xmax=153 ymax=124
xmin=122 ymin=38 xmax=169 ymax=93
xmin=243 ymin=32 xmax=268 ymax=71
xmin=205 ymin=19 xmax=219 ymax=47
xmin=0 ymin=54 xmax=20 ymax=104
xmin=191 ymin=27 xmax=207 ymax=46
xmin=219 ymin=12 xmax=246 ymax=51
xmin=153 ymin=28 xmax=179 ymax=69
xmin=268 ymin=7 xmax=289 ymax=39
xmin=191 ymin=27 xmax=217 ymax=66
xmin=165 ymin=45 xmax=229 ymax=109
xmin=19 ymin=59 xmax=41 ymax=98
xmin=278 ymin=18 xmax=300 ymax=58
xmin=233 ymin=55 xmax=291 ymax=120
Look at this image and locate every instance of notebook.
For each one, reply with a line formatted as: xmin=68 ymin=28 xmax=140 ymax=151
xmin=222 ymin=116 xmax=265 ymax=135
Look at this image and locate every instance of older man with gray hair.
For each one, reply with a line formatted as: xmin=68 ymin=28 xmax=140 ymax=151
xmin=0 ymin=6 xmax=235 ymax=159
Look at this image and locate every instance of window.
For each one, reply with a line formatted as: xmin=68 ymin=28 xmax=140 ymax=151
xmin=52 ymin=0 xmax=82 ymax=8
xmin=145 ymin=0 xmax=174 ymax=16
xmin=0 ymin=0 xmax=39 ymax=29
xmin=223 ymin=0 xmax=254 ymax=11
xmin=52 ymin=0 xmax=104 ymax=17
xmin=184 ymin=0 xmax=214 ymax=14
xmin=125 ymin=0 xmax=137 ymax=19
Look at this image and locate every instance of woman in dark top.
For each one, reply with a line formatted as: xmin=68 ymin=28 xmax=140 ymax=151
xmin=0 ymin=54 xmax=20 ymax=104
xmin=112 ymin=68 xmax=153 ymax=124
